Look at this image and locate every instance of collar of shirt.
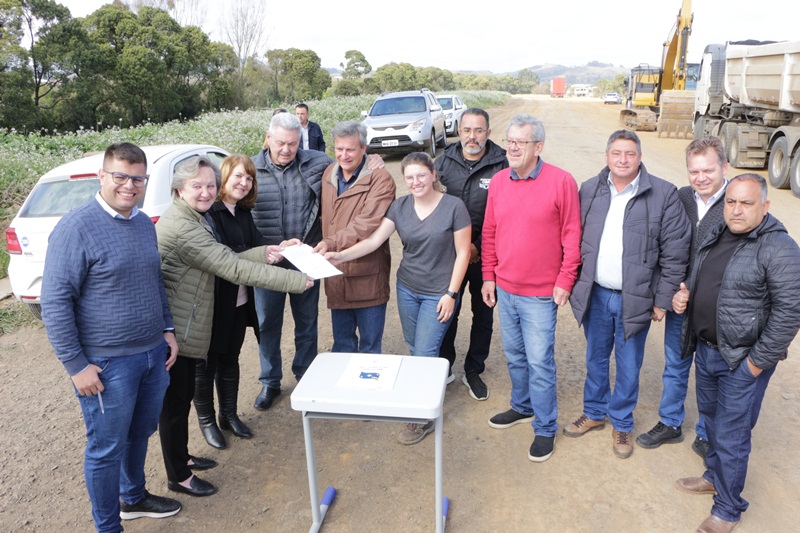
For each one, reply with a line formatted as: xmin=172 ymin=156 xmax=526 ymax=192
xmin=336 ymin=157 xmax=366 ymax=195
xmin=94 ymin=191 xmax=140 ymax=219
xmin=606 ymin=171 xmax=641 ymax=198
xmin=694 ymin=180 xmax=728 ymax=206
xmin=509 ymin=158 xmax=544 ymax=181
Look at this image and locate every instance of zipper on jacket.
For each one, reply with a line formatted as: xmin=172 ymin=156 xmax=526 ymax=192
xmin=183 ymin=304 xmax=196 ymax=342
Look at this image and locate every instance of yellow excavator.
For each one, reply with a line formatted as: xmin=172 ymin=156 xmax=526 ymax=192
xmin=620 ymin=0 xmax=697 ymax=138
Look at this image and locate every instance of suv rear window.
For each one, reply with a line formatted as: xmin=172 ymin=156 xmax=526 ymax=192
xmin=370 ymin=96 xmax=426 ymax=116
xmin=19 ymin=178 xmax=100 ymax=217
xmin=437 ymin=97 xmax=453 ymax=110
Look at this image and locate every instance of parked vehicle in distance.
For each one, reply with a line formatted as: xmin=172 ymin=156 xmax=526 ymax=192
xmin=550 ymin=77 xmax=566 ymax=98
xmin=361 ymin=89 xmax=446 ymax=157
xmin=603 ymin=92 xmax=623 ymax=104
xmin=437 ymin=94 xmax=467 ymax=136
xmin=5 ymin=144 xmax=229 ymax=319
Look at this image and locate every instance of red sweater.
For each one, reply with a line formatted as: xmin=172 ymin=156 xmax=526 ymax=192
xmin=481 ymin=163 xmax=581 ymax=297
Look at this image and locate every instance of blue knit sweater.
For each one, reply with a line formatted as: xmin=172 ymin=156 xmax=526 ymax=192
xmin=41 ymin=199 xmax=174 ymax=375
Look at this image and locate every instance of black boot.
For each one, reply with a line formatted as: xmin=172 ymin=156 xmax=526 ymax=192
xmin=218 ymin=358 xmax=253 ymax=439
xmin=194 ymin=359 xmax=227 ymax=449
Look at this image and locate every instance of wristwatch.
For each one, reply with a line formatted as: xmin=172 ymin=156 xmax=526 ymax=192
xmin=446 ymin=290 xmax=457 ymax=299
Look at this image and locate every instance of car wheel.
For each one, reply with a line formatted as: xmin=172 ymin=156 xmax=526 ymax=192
xmin=27 ymin=303 xmax=43 ymax=321
xmin=768 ymin=136 xmax=790 ymax=189
xmin=436 ymin=126 xmax=447 ymax=148
xmin=427 ymin=131 xmax=436 ymax=157
xmin=450 ymin=120 xmax=459 ymax=138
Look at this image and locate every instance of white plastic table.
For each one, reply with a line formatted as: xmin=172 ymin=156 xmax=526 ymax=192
xmin=290 ymin=352 xmax=450 ymax=532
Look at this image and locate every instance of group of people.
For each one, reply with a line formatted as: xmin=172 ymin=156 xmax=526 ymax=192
xmin=41 ymin=103 xmax=800 ymax=533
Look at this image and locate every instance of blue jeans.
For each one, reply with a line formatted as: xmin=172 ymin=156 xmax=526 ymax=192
xmin=695 ymin=341 xmax=775 ymax=522
xmin=497 ymin=287 xmax=559 ymax=437
xmin=78 ymin=343 xmax=169 ymax=533
xmin=255 ymin=281 xmax=320 ymax=388
xmin=331 ymin=304 xmax=387 ymax=354
xmin=660 ymin=311 xmax=707 ymax=438
xmin=396 ymin=281 xmax=456 ymax=356
xmin=583 ymin=284 xmax=650 ymax=432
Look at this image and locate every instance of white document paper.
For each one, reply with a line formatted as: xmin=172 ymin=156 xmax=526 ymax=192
xmin=279 ymin=243 xmax=342 ymax=279
xmin=336 ymin=354 xmax=403 ymax=391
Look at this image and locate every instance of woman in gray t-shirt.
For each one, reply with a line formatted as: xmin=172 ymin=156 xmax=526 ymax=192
xmin=326 ymin=152 xmax=471 ymax=444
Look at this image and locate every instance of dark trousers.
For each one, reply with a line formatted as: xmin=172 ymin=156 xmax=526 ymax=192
xmin=439 ymin=261 xmax=493 ymax=374
xmin=195 ymin=305 xmax=248 ymax=421
xmin=695 ymin=341 xmax=775 ymax=522
xmin=159 ymin=356 xmax=196 ymax=483
xmin=256 ymin=281 xmax=320 ymax=388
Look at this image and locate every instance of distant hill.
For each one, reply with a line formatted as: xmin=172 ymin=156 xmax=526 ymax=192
xmin=325 ymin=62 xmax=630 ymax=84
xmin=505 ymin=62 xmax=630 ymax=84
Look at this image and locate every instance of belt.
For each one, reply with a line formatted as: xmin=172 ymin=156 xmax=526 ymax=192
xmin=698 ymin=338 xmax=718 ymax=350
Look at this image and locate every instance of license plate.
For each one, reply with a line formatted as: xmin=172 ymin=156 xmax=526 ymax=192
xmin=381 ymin=139 xmax=399 ymax=147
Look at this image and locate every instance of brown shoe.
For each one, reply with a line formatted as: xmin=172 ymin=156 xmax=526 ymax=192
xmin=612 ymin=429 xmax=633 ymax=458
xmin=563 ymin=415 xmax=606 ymax=437
xmin=676 ymin=476 xmax=717 ymax=495
xmin=696 ymin=514 xmax=739 ymax=533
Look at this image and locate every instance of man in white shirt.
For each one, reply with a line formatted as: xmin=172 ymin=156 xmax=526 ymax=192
xmin=565 ymin=130 xmax=691 ymax=459
xmin=636 ymin=137 xmax=728 ymax=459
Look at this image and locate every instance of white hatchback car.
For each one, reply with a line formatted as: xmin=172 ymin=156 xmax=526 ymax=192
xmin=5 ymin=144 xmax=229 ymax=319
xmin=437 ymin=94 xmax=468 ymax=136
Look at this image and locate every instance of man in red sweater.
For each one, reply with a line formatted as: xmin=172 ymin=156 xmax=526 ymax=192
xmin=481 ymin=114 xmax=581 ymax=462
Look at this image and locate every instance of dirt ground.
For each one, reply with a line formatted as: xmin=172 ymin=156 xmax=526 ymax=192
xmin=2 ymin=95 xmax=799 ymax=533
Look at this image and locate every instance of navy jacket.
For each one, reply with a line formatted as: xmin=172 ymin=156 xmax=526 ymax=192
xmin=307 ymin=121 xmax=326 ymax=153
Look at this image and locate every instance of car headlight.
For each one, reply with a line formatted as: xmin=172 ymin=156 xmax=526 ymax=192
xmin=408 ymin=118 xmax=427 ymax=131
xmin=445 ymin=112 xmax=452 ymax=119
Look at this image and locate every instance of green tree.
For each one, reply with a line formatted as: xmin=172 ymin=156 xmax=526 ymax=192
xmin=371 ymin=62 xmax=417 ymax=92
xmin=340 ymin=49 xmax=371 ymax=80
xmin=266 ymin=48 xmax=330 ymax=102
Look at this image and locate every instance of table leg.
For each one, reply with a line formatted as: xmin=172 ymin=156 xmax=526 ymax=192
xmin=302 ymin=413 xmax=322 ymax=533
xmin=435 ymin=414 xmax=443 ymax=533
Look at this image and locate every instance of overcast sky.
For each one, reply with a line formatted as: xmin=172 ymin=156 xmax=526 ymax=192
xmin=58 ymin=0 xmax=799 ymax=73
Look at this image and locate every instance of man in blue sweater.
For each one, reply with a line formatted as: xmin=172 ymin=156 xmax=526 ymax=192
xmin=41 ymin=142 xmax=181 ymax=532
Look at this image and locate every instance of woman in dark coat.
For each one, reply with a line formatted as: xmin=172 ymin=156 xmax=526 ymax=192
xmin=194 ymin=154 xmax=264 ymax=449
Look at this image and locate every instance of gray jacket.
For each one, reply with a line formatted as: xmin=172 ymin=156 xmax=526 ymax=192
xmin=680 ymin=213 xmax=800 ymax=370
xmin=251 ymin=147 xmax=332 ymax=246
xmin=570 ymin=164 xmax=691 ymax=339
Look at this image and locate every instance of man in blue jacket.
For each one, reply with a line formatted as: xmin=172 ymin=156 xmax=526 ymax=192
xmin=673 ymin=174 xmax=800 ymax=533
xmin=296 ymin=103 xmax=326 ymax=152
xmin=565 ymin=130 xmax=691 ymax=459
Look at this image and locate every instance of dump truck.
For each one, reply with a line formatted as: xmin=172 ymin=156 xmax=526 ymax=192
xmin=550 ymin=77 xmax=566 ymax=98
xmin=620 ymin=0 xmax=696 ymax=137
xmin=693 ymin=40 xmax=800 ymax=197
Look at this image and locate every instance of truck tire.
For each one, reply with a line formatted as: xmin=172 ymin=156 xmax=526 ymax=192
xmin=789 ymin=145 xmax=800 ymax=198
xmin=693 ymin=116 xmax=707 ymax=140
xmin=721 ymin=123 xmax=738 ymax=166
xmin=768 ymin=137 xmax=791 ymax=189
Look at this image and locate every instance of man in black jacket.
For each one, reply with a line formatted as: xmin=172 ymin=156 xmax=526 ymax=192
xmin=296 ymin=103 xmax=326 ymax=153
xmin=673 ymin=174 xmax=800 ymax=533
xmin=435 ymin=108 xmax=507 ymax=400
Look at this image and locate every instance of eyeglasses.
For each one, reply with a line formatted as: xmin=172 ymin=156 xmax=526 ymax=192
xmin=104 ymin=170 xmax=149 ymax=188
xmin=460 ymin=128 xmax=487 ymax=136
xmin=404 ymin=173 xmax=431 ymax=183
xmin=502 ymin=139 xmax=540 ymax=148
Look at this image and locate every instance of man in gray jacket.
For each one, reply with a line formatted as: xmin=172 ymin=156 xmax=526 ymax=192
xmin=251 ymin=112 xmax=332 ymax=410
xmin=564 ymin=130 xmax=691 ymax=459
xmin=673 ymin=174 xmax=800 ymax=533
